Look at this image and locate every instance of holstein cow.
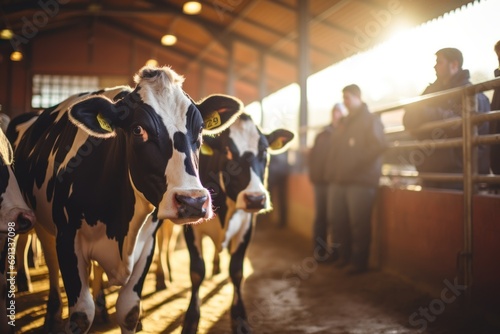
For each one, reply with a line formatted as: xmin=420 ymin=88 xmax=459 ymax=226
xmin=181 ymin=113 xmax=294 ymax=334
xmin=0 ymin=128 xmax=35 ymax=334
xmin=7 ymin=65 xmax=243 ymax=334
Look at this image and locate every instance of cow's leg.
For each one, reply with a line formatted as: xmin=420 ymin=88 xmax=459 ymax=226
xmin=35 ymin=225 xmax=65 ymax=333
xmin=90 ymin=262 xmax=109 ymax=324
xmin=182 ymin=225 xmax=205 ymax=334
xmin=155 ymin=219 xmax=172 ymax=290
xmin=15 ymin=232 xmax=31 ymax=292
xmin=115 ymin=226 xmax=157 ymax=334
xmin=57 ymin=230 xmax=95 ymax=334
xmin=229 ymin=218 xmax=254 ymax=334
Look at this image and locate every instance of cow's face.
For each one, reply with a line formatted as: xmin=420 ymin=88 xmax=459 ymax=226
xmin=202 ymin=114 xmax=294 ymax=213
xmin=68 ymin=66 xmax=243 ymax=224
xmin=0 ymin=131 xmax=35 ymax=234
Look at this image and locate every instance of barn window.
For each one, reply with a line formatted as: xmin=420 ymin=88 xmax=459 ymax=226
xmin=31 ymin=75 xmax=99 ymax=109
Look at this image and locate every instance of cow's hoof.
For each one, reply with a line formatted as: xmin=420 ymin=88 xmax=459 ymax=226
xmin=232 ymin=317 xmax=252 ymax=334
xmin=136 ymin=318 xmax=143 ymax=332
xmin=94 ymin=290 xmax=109 ymax=324
xmin=68 ymin=312 xmax=91 ymax=334
xmin=124 ymin=305 xmax=140 ymax=332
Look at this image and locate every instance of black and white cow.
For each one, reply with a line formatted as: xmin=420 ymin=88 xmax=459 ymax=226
xmin=7 ymin=66 xmax=243 ymax=334
xmin=0 ymin=128 xmax=35 ymax=334
xmin=181 ymin=113 xmax=294 ymax=333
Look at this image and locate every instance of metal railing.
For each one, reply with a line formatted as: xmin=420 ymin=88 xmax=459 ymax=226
xmin=372 ymin=76 xmax=500 ymax=303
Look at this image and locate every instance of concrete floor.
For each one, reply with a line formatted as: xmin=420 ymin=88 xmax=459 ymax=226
xmin=13 ymin=220 xmax=500 ymax=334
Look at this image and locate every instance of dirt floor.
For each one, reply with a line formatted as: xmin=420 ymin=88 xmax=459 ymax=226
xmin=13 ymin=220 xmax=500 ymax=334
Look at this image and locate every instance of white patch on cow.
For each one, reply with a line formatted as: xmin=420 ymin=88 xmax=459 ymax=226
xmin=222 ymin=209 xmax=252 ymax=253
xmin=235 ymin=169 xmax=270 ymax=211
xmin=229 ymin=118 xmax=260 ymax=156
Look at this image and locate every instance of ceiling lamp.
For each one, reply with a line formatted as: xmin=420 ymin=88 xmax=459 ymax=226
xmin=161 ymin=34 xmax=177 ymax=46
xmin=183 ymin=2 xmax=202 ymax=15
xmin=146 ymin=58 xmax=158 ymax=67
xmin=10 ymin=50 xmax=23 ymax=61
xmin=0 ymin=28 xmax=13 ymax=40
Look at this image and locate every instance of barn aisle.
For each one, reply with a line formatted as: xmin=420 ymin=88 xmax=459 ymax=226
xmin=14 ymin=220 xmax=498 ymax=334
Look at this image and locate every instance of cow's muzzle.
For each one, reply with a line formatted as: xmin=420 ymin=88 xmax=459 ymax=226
xmin=15 ymin=211 xmax=35 ymax=234
xmin=244 ymin=193 xmax=266 ymax=211
xmin=175 ymin=194 xmax=208 ymax=218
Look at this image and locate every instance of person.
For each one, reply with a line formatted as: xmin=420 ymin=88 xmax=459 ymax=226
xmin=324 ymin=85 xmax=387 ymax=274
xmin=402 ymin=47 xmax=490 ymax=188
xmin=308 ymin=103 xmax=346 ymax=259
xmin=489 ymin=41 xmax=500 ymax=175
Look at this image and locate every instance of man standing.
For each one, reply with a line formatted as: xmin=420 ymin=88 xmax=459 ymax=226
xmin=325 ymin=85 xmax=387 ymax=274
xmin=403 ymin=48 xmax=490 ymax=188
xmin=308 ymin=103 xmax=346 ymax=260
xmin=489 ymin=41 xmax=500 ymax=175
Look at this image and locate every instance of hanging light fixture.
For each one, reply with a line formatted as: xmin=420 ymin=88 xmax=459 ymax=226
xmin=145 ymin=58 xmax=158 ymax=67
xmin=0 ymin=28 xmax=13 ymax=40
xmin=161 ymin=34 xmax=177 ymax=46
xmin=183 ymin=2 xmax=202 ymax=15
xmin=10 ymin=50 xmax=23 ymax=61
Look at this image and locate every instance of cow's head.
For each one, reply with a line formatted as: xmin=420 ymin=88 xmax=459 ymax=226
xmin=68 ymin=66 xmax=243 ymax=224
xmin=202 ymin=113 xmax=294 ymax=213
xmin=0 ymin=130 xmax=35 ymax=234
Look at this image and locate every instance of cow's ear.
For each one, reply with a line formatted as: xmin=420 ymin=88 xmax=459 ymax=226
xmin=196 ymin=94 xmax=243 ymax=135
xmin=68 ymin=97 xmax=123 ymax=138
xmin=266 ymin=129 xmax=295 ymax=154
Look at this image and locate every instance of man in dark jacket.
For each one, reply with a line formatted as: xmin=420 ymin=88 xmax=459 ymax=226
xmin=489 ymin=41 xmax=500 ymax=175
xmin=403 ymin=48 xmax=490 ymax=188
xmin=324 ymin=85 xmax=387 ymax=274
xmin=308 ymin=103 xmax=345 ymax=258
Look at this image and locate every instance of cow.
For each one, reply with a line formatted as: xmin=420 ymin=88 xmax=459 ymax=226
xmin=0 ymin=128 xmax=35 ymax=334
xmin=6 ymin=65 xmax=243 ymax=334
xmin=181 ymin=113 xmax=294 ymax=334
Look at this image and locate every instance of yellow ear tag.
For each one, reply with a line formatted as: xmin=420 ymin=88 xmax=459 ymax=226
xmin=97 ymin=113 xmax=113 ymax=132
xmin=200 ymin=143 xmax=214 ymax=156
xmin=270 ymin=137 xmax=284 ymax=150
xmin=205 ymin=111 xmax=221 ymax=130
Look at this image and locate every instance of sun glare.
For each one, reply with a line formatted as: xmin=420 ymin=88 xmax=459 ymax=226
xmin=258 ymin=0 xmax=499 ymax=142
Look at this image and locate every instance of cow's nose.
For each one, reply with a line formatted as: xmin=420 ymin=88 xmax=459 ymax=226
xmin=175 ymin=194 xmax=208 ymax=218
xmin=244 ymin=193 xmax=266 ymax=210
xmin=16 ymin=212 xmax=35 ymax=234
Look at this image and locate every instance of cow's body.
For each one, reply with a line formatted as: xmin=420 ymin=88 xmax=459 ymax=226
xmin=7 ymin=66 xmax=243 ymax=334
xmin=181 ymin=114 xmax=294 ymax=333
xmin=0 ymin=128 xmax=35 ymax=334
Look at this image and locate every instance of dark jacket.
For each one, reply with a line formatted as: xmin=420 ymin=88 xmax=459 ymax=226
xmin=308 ymin=125 xmax=334 ymax=184
xmin=324 ymin=103 xmax=387 ymax=187
xmin=489 ymin=68 xmax=500 ymax=174
xmin=403 ymin=69 xmax=490 ymax=174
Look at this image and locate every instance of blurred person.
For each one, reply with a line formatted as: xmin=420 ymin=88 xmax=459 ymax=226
xmin=324 ymin=85 xmax=387 ymax=274
xmin=403 ymin=47 xmax=490 ymax=189
xmin=308 ymin=103 xmax=346 ymax=260
xmin=489 ymin=40 xmax=500 ymax=175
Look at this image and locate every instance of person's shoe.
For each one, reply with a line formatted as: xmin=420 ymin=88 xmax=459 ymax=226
xmin=334 ymin=259 xmax=349 ymax=269
xmin=346 ymin=265 xmax=368 ymax=275
xmin=316 ymin=248 xmax=339 ymax=264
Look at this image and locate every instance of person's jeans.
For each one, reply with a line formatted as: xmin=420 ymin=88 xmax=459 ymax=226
xmin=327 ymin=183 xmax=377 ymax=269
xmin=313 ymin=184 xmax=329 ymax=249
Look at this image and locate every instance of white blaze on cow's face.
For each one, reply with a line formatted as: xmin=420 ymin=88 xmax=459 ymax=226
xmin=222 ymin=116 xmax=270 ymax=213
xmin=129 ymin=67 xmax=213 ymax=223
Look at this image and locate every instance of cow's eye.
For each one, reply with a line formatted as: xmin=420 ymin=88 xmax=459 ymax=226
xmin=132 ymin=125 xmax=144 ymax=136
